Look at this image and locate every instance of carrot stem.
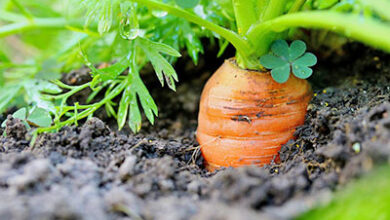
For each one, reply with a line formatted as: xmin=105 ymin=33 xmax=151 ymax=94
xmin=232 ymin=0 xmax=261 ymax=68
xmin=0 ymin=17 xmax=85 ymax=37
xmin=361 ymin=0 xmax=390 ymax=21
xmin=288 ymin=0 xmax=307 ymax=13
xmin=232 ymin=0 xmax=258 ymax=35
xmin=261 ymin=0 xmax=288 ymax=22
xmin=245 ymin=0 xmax=287 ymax=65
xmin=256 ymin=0 xmax=270 ymax=22
xmin=247 ymin=11 xmax=390 ymax=57
xmin=0 ymin=10 xmax=25 ymax=22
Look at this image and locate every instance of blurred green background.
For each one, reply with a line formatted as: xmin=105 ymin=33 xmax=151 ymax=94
xmin=298 ymin=166 xmax=390 ymax=220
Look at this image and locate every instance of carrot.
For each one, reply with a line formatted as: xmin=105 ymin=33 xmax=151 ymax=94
xmin=196 ymin=59 xmax=312 ymax=171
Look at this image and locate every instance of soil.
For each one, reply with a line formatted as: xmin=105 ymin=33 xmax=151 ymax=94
xmin=0 ymin=43 xmax=390 ymax=220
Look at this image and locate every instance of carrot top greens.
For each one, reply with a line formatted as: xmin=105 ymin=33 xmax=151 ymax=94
xmin=1 ymin=0 xmax=390 ymax=135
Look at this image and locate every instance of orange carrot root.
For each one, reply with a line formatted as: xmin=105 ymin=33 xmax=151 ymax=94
xmin=196 ymin=58 xmax=312 ymax=171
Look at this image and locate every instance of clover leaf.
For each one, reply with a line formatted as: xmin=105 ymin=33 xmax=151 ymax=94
xmin=27 ymin=107 xmax=52 ymax=127
xmin=1 ymin=107 xmax=52 ymax=130
xmin=260 ymin=40 xmax=317 ymax=83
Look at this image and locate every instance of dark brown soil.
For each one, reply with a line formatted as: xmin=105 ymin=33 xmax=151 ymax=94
xmin=0 ymin=44 xmax=390 ymax=220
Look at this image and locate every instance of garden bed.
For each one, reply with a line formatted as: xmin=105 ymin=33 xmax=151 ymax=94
xmin=0 ymin=44 xmax=390 ymax=220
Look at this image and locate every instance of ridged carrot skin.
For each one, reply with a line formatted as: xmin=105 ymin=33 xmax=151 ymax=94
xmin=196 ymin=59 xmax=312 ymax=171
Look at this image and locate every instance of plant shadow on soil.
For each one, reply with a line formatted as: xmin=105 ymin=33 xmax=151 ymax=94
xmin=0 ymin=43 xmax=390 ymax=220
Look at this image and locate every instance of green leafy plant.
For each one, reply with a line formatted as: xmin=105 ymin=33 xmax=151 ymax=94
xmin=260 ymin=40 xmax=317 ymax=83
xmin=1 ymin=0 xmax=390 ymax=134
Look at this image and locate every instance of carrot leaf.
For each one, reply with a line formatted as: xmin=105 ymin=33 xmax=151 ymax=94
xmin=138 ymin=37 xmax=181 ymax=91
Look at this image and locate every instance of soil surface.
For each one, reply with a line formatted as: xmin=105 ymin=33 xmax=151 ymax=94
xmin=0 ymin=44 xmax=390 ymax=220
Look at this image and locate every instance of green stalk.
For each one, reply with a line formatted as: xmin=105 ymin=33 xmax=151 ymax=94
xmin=261 ymin=0 xmax=288 ymax=21
xmin=232 ymin=0 xmax=258 ymax=35
xmin=288 ymin=0 xmax=306 ymax=13
xmin=10 ymin=0 xmax=33 ymax=20
xmin=362 ymin=0 xmax=390 ymax=21
xmin=232 ymin=0 xmax=260 ymax=68
xmin=0 ymin=17 xmax=84 ymax=37
xmin=247 ymin=0 xmax=288 ymax=59
xmin=0 ymin=11 xmax=25 ymax=22
xmin=256 ymin=0 xmax=270 ymax=22
xmin=247 ymin=11 xmax=390 ymax=56
xmin=131 ymin=0 xmax=257 ymax=68
xmin=287 ymin=0 xmax=307 ymax=39
xmin=37 ymin=81 xmax=127 ymax=133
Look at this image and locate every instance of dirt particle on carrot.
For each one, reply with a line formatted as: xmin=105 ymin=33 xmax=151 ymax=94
xmin=287 ymin=100 xmax=298 ymax=105
xmin=256 ymin=112 xmax=264 ymax=118
xmin=231 ymin=115 xmax=252 ymax=123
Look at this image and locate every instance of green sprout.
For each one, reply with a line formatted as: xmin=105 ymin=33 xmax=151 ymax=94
xmin=260 ymin=40 xmax=317 ymax=83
